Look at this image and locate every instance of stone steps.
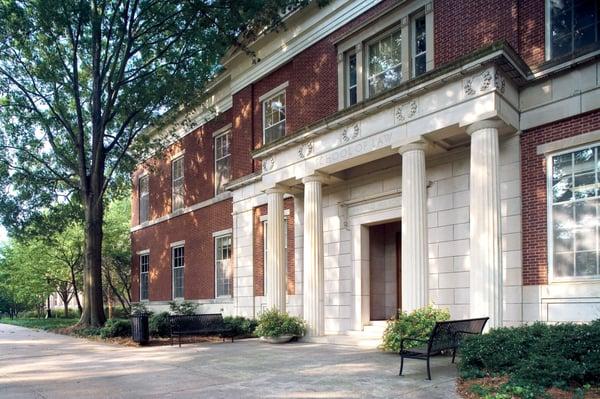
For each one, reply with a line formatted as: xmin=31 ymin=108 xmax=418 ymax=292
xmin=302 ymin=321 xmax=389 ymax=348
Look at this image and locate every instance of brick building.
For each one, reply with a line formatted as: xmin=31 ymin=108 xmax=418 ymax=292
xmin=131 ymin=0 xmax=600 ymax=343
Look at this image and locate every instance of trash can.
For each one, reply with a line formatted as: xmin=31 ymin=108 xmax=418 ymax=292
xmin=131 ymin=313 xmax=149 ymax=345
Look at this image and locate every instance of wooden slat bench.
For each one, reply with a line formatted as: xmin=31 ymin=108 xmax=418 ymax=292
xmin=398 ymin=317 xmax=489 ymax=380
xmin=169 ymin=314 xmax=234 ymax=347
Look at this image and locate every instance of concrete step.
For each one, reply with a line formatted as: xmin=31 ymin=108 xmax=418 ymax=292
xmin=363 ymin=324 xmax=387 ymax=335
xmin=303 ymin=334 xmax=382 ymax=349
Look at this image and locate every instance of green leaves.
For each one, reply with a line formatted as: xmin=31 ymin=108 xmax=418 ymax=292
xmin=254 ymin=308 xmax=306 ymax=338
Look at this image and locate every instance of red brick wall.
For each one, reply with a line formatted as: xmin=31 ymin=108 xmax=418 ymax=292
xmin=521 ymin=110 xmax=600 ymax=286
xmin=434 ymin=0 xmax=546 ymax=69
xmin=131 ymin=199 xmax=233 ymax=301
xmin=253 ymin=198 xmax=296 ymax=296
xmin=131 ymin=109 xmax=232 ymax=223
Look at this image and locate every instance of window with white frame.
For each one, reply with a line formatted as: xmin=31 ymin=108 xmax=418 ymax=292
xmin=367 ymin=28 xmax=403 ymax=97
xmin=215 ymin=234 xmax=233 ymax=297
xmin=172 ymin=245 xmax=185 ymax=298
xmin=214 ymin=131 xmax=231 ymax=195
xmin=346 ymin=51 xmax=358 ymax=106
xmin=262 ymin=217 xmax=288 ymax=293
xmin=172 ymin=156 xmax=184 ymax=211
xmin=139 ymin=175 xmax=149 ymax=223
xmin=140 ymin=253 xmax=149 ymax=301
xmin=412 ymin=11 xmax=427 ymax=77
xmin=547 ymin=0 xmax=600 ymax=60
xmin=549 ymin=144 xmax=600 ymax=279
xmin=263 ymin=92 xmax=286 ymax=144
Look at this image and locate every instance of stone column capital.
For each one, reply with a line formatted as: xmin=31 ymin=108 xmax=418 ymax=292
xmin=264 ymin=184 xmax=288 ymax=195
xmin=302 ymin=172 xmax=329 ymax=185
xmin=398 ymin=141 xmax=427 ymax=156
xmin=465 ymin=119 xmax=505 ymax=135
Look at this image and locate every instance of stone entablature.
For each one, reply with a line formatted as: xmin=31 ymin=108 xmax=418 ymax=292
xmin=256 ymin=58 xmax=519 ymax=188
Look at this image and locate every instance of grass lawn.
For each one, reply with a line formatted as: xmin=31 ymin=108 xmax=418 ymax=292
xmin=0 ymin=317 xmax=79 ymax=331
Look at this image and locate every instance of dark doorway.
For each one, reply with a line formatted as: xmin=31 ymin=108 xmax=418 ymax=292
xmin=369 ymin=221 xmax=402 ymax=321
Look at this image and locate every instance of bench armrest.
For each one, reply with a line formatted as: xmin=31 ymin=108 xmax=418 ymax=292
xmin=400 ymin=337 xmax=428 ymax=352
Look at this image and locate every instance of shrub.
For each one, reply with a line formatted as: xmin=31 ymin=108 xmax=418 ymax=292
xmin=224 ymin=316 xmax=258 ymax=338
xmin=380 ymin=305 xmax=451 ymax=352
xmin=459 ymin=320 xmax=600 ymax=390
xmin=149 ymin=312 xmax=171 ymax=338
xmin=100 ymin=319 xmax=131 ymax=338
xmin=130 ymin=303 xmax=152 ymax=316
xmin=254 ymin=309 xmax=306 ymax=338
xmin=168 ymin=301 xmax=198 ymax=315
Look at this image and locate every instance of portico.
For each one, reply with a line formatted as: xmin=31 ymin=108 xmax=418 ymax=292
xmin=236 ymin=59 xmax=520 ymax=337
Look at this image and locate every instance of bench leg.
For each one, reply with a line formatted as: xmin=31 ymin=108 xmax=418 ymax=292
xmin=452 ymin=348 xmax=457 ymax=364
xmin=399 ymin=356 xmax=404 ymax=376
xmin=426 ymin=356 xmax=431 ymax=380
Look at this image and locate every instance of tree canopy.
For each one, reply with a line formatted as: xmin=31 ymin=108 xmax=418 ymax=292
xmin=0 ymin=0 xmax=320 ymax=326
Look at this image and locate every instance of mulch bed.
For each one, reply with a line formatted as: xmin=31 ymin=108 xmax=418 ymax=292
xmin=457 ymin=377 xmax=600 ymax=399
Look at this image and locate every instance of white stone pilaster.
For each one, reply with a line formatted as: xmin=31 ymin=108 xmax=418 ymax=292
xmin=399 ymin=142 xmax=428 ymax=312
xmin=302 ymin=174 xmax=326 ymax=336
xmin=467 ymin=120 xmax=504 ymax=328
xmin=265 ymin=186 xmax=287 ymax=311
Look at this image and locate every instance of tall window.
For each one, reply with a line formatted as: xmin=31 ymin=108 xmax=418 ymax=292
xmin=215 ymin=235 xmax=233 ymax=297
xmin=547 ymin=0 xmax=600 ymax=59
xmin=263 ymin=92 xmax=286 ymax=144
xmin=412 ymin=12 xmax=427 ymax=77
xmin=172 ymin=245 xmax=185 ymax=298
xmin=367 ymin=29 xmax=402 ymax=97
xmin=139 ymin=175 xmax=149 ymax=223
xmin=215 ymin=132 xmax=231 ymax=195
xmin=172 ymin=156 xmax=184 ymax=211
xmin=140 ymin=253 xmax=149 ymax=301
xmin=347 ymin=52 xmax=358 ymax=106
xmin=262 ymin=218 xmax=288 ymax=293
xmin=549 ymin=145 xmax=600 ymax=280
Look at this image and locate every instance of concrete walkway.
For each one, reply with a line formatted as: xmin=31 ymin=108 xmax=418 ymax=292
xmin=0 ymin=323 xmax=459 ymax=398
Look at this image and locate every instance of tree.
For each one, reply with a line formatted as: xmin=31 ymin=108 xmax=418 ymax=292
xmin=0 ymin=0 xmax=323 ymax=326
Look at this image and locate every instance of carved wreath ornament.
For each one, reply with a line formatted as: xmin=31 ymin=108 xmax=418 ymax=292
xmin=464 ymin=70 xmax=506 ymax=96
xmin=262 ymin=157 xmax=275 ymax=172
xmin=396 ymin=100 xmax=418 ymax=123
xmin=341 ymin=123 xmax=360 ymax=143
xmin=298 ymin=141 xmax=314 ymax=159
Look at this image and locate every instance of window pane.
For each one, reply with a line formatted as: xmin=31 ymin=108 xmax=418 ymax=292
xmin=415 ymin=54 xmax=426 ymax=77
xmin=139 ymin=176 xmax=149 ymax=223
xmin=554 ymin=252 xmax=575 ymax=277
xmin=549 ymin=0 xmax=600 ymax=58
xmin=348 ymin=54 xmax=357 ymax=87
xmin=553 ymin=153 xmax=573 ymax=202
xmin=349 ymin=87 xmax=357 ymax=106
xmin=368 ymin=30 xmax=402 ymax=97
xmin=264 ymin=93 xmax=286 ymax=144
xmin=216 ymin=236 xmax=232 ymax=297
xmin=576 ymin=251 xmax=597 ymax=275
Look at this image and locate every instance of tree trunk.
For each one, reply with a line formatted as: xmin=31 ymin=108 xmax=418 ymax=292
xmin=78 ymin=193 xmax=106 ymax=327
xmin=70 ymin=265 xmax=83 ymax=315
xmin=63 ymin=298 xmax=69 ymax=318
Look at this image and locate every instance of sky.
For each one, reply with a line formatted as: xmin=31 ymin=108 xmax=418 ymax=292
xmin=0 ymin=225 xmax=6 ymax=245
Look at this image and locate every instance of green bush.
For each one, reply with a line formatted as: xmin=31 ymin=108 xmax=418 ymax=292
xmin=168 ymin=300 xmax=198 ymax=315
xmin=149 ymin=312 xmax=171 ymax=338
xmin=224 ymin=316 xmax=258 ymax=338
xmin=254 ymin=309 xmax=306 ymax=338
xmin=380 ymin=305 xmax=451 ymax=352
xmin=130 ymin=303 xmax=152 ymax=316
xmin=459 ymin=320 xmax=600 ymax=390
xmin=100 ymin=319 xmax=131 ymax=338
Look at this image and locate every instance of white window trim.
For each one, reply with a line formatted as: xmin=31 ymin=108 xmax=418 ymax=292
xmin=171 ymin=156 xmax=185 ymax=212
xmin=214 ymin=233 xmax=233 ymax=299
xmin=262 ymin=90 xmax=286 ymax=145
xmin=411 ymin=10 xmax=427 ymax=77
xmin=364 ymin=25 xmax=404 ymax=99
xmin=171 ymin=245 xmax=185 ymax=300
xmin=139 ymin=175 xmax=150 ymax=224
xmin=346 ymin=49 xmax=358 ymax=107
xmin=139 ymin=253 xmax=150 ymax=302
xmin=212 ymin=123 xmax=232 ymax=138
xmin=258 ymin=81 xmax=289 ymax=102
xmin=546 ymin=142 xmax=600 ymax=283
xmin=170 ymin=150 xmax=185 ymax=160
xmin=214 ymin=130 xmax=231 ymax=196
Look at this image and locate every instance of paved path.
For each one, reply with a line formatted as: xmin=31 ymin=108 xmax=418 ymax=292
xmin=0 ymin=323 xmax=458 ymax=398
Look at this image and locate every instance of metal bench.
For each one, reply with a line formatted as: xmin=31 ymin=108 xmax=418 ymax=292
xmin=399 ymin=317 xmax=489 ymax=380
xmin=169 ymin=314 xmax=234 ymax=347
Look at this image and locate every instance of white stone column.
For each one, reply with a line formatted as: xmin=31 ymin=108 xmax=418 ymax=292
xmin=302 ymin=174 xmax=326 ymax=336
xmin=467 ymin=120 xmax=504 ymax=329
xmin=265 ymin=186 xmax=287 ymax=311
xmin=399 ymin=142 xmax=428 ymax=312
